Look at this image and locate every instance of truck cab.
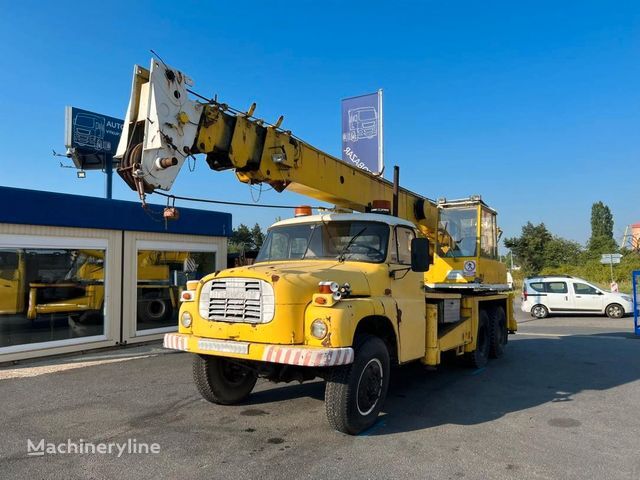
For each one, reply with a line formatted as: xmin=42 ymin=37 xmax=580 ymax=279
xmin=428 ymin=197 xmax=507 ymax=288
xmin=177 ymin=211 xmax=426 ymax=352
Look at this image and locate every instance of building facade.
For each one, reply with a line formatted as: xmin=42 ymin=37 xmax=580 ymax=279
xmin=0 ymin=186 xmax=230 ymax=362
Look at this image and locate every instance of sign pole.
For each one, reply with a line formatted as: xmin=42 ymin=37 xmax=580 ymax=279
xmin=105 ymin=153 xmax=113 ymax=199
xmin=610 ymin=258 xmax=614 ymax=285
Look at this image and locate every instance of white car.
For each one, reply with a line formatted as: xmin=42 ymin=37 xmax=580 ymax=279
xmin=521 ymin=275 xmax=633 ymax=319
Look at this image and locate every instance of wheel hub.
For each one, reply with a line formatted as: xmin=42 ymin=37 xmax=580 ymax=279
xmin=221 ymin=361 xmax=250 ymax=387
xmin=356 ymin=359 xmax=383 ymax=416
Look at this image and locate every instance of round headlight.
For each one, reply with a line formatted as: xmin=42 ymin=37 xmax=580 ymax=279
xmin=181 ymin=311 xmax=193 ymax=328
xmin=311 ymin=319 xmax=328 ymax=339
xmin=329 ymin=282 xmax=340 ymax=293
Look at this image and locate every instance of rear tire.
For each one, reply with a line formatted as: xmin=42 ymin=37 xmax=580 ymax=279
xmin=465 ymin=309 xmax=490 ymax=368
xmin=531 ymin=304 xmax=548 ymax=319
xmin=192 ymin=355 xmax=257 ymax=405
xmin=325 ymin=335 xmax=390 ymax=435
xmin=489 ymin=306 xmax=508 ymax=359
xmin=605 ymin=303 xmax=624 ymax=319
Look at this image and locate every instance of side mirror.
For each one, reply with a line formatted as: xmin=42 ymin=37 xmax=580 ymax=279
xmin=411 ymin=237 xmax=432 ymax=272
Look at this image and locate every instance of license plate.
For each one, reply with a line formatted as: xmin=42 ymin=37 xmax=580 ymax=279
xmin=197 ymin=339 xmax=249 ymax=355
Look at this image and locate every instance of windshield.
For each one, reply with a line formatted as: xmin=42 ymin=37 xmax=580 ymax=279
xmin=437 ymin=207 xmax=478 ymax=258
xmin=256 ymin=221 xmax=390 ymax=263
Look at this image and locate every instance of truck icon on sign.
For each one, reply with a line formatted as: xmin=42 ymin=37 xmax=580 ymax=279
xmin=347 ymin=106 xmax=378 ymax=142
xmin=73 ymin=112 xmax=107 ymax=151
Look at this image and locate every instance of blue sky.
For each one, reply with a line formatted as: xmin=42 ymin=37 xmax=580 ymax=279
xmin=1 ymin=1 xmax=638 ymax=247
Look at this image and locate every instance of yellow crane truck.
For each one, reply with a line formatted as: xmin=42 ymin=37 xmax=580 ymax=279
xmin=115 ymin=59 xmax=516 ymax=434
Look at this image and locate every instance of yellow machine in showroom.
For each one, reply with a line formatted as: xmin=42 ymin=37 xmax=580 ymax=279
xmin=115 ymin=59 xmax=516 ymax=435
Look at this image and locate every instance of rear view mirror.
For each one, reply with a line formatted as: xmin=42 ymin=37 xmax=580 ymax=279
xmin=411 ymin=237 xmax=432 ymax=272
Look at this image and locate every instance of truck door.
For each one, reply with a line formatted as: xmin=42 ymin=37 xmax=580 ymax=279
xmin=570 ymin=281 xmax=604 ymax=313
xmin=389 ymin=226 xmax=426 ymax=362
xmin=544 ymin=281 xmax=571 ymax=312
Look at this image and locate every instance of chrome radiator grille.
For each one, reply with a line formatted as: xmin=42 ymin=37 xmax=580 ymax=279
xmin=199 ymin=278 xmax=275 ymax=324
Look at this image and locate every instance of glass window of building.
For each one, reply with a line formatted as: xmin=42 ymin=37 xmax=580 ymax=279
xmin=0 ymin=247 xmax=106 ymax=349
xmin=136 ymin=250 xmax=216 ymax=331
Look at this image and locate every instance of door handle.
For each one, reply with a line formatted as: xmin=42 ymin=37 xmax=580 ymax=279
xmin=575 ymin=295 xmax=581 ymax=298
xmin=565 ymin=296 xmax=568 ymax=301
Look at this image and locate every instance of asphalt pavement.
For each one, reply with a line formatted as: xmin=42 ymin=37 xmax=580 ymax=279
xmin=1 ymin=302 xmax=639 ymax=480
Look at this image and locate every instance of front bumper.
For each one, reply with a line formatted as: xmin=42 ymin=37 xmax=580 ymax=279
xmin=163 ymin=333 xmax=354 ymax=367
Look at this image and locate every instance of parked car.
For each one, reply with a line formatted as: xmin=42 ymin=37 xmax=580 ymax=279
xmin=521 ymin=275 xmax=633 ymax=319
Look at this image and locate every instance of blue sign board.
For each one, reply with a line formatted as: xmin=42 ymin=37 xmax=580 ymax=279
xmin=65 ymin=106 xmax=124 ymax=169
xmin=341 ymin=90 xmax=383 ymax=175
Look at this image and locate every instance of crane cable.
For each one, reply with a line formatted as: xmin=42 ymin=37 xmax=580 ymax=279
xmin=152 ymin=190 xmax=322 ymax=210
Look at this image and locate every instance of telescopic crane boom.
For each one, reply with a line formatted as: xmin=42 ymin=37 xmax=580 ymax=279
xmin=115 ymin=59 xmax=507 ymax=289
xmin=115 ymin=60 xmax=438 ymax=238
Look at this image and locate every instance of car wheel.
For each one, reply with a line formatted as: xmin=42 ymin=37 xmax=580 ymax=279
xmin=605 ymin=303 xmax=624 ymax=319
xmin=325 ymin=334 xmax=390 ymax=435
xmin=192 ymin=355 xmax=258 ymax=405
xmin=531 ymin=304 xmax=548 ymax=319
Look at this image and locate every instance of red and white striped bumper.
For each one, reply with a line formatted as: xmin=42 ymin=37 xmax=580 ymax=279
xmin=164 ymin=333 xmax=188 ymax=351
xmin=163 ymin=333 xmax=354 ymax=367
xmin=262 ymin=345 xmax=354 ymax=367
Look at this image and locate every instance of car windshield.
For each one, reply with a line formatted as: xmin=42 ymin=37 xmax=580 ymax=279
xmin=256 ymin=221 xmax=390 ymax=263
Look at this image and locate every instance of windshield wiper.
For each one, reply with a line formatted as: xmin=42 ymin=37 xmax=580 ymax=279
xmin=338 ymin=227 xmax=367 ymax=263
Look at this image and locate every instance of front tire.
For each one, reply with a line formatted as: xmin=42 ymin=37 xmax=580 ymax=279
xmin=605 ymin=303 xmax=624 ymax=319
xmin=325 ymin=335 xmax=390 ymax=435
xmin=192 ymin=355 xmax=257 ymax=405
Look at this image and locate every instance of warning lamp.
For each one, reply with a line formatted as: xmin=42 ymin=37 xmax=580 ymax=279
xmin=318 ymin=281 xmax=339 ymax=294
xmin=163 ymin=207 xmax=180 ymax=221
xmin=371 ymin=200 xmax=391 ymax=214
xmin=295 ymin=205 xmax=312 ymax=217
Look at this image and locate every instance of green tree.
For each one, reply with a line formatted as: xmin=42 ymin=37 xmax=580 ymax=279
xmin=251 ymin=223 xmax=265 ymax=249
xmin=587 ymin=201 xmax=617 ymax=255
xmin=504 ymin=222 xmax=552 ymax=275
xmin=231 ymin=224 xmax=252 ymax=247
xmin=229 ymin=223 xmax=265 ymax=252
xmin=544 ymin=236 xmax=582 ymax=268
